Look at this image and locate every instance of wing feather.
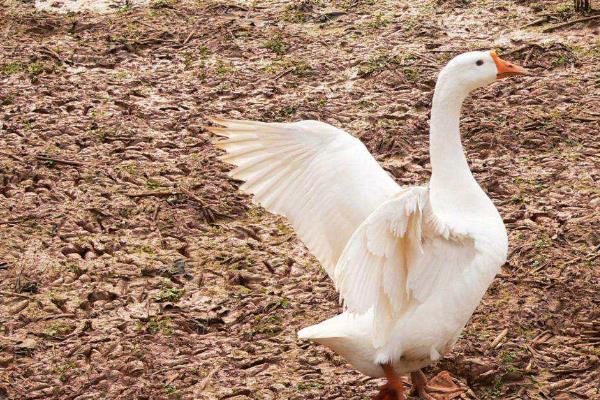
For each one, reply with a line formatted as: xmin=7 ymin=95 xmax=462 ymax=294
xmin=208 ymin=118 xmax=401 ymax=277
xmin=335 ymin=188 xmax=427 ymax=314
xmin=333 ymin=187 xmax=477 ymax=347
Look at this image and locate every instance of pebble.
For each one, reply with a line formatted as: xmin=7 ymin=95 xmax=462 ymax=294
xmin=67 ymin=253 xmax=81 ymax=260
xmin=0 ymin=354 xmax=12 ymax=367
xmin=270 ymin=383 xmax=286 ymax=392
xmin=125 ymin=360 xmax=145 ymax=377
xmin=289 ymin=264 xmax=305 ymax=277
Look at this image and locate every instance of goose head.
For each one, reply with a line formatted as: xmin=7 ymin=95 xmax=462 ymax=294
xmin=437 ymin=50 xmax=528 ymax=95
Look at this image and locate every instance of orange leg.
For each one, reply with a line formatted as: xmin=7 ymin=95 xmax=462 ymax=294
xmin=373 ymin=363 xmax=405 ymax=400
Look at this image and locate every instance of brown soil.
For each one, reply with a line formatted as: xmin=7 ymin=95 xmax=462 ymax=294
xmin=0 ymin=1 xmax=598 ymax=399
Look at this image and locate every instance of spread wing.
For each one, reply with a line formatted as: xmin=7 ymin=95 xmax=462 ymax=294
xmin=334 ymin=187 xmax=478 ymax=347
xmin=207 ymin=118 xmax=401 ymax=277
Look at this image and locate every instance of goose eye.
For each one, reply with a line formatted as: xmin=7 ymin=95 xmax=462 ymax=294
xmin=476 ymin=60 xmax=484 ymax=66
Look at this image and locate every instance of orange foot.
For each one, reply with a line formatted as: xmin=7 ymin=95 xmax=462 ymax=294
xmin=373 ymin=383 xmax=405 ymax=400
xmin=410 ymin=370 xmax=463 ymax=400
xmin=373 ymin=363 xmax=405 ymax=400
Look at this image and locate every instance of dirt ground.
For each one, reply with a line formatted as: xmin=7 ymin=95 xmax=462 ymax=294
xmin=0 ymin=0 xmax=599 ymax=399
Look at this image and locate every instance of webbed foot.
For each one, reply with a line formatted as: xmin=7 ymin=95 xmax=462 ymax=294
xmin=410 ymin=370 xmax=463 ymax=400
xmin=373 ymin=363 xmax=406 ymax=400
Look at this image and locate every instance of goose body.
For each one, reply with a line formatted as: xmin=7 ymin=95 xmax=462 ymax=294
xmin=298 ymin=186 xmax=507 ymax=378
xmin=209 ymin=50 xmax=527 ymax=399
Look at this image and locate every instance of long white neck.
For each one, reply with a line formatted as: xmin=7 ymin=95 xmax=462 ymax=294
xmin=429 ymin=73 xmax=488 ymax=217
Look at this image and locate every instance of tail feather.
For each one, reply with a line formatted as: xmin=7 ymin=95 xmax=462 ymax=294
xmin=297 ymin=313 xmax=383 ymax=378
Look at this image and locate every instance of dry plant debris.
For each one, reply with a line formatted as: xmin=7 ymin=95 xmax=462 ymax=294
xmin=0 ymin=0 xmax=599 ymax=399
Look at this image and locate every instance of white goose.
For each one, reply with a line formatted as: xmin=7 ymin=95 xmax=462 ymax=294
xmin=208 ymin=50 xmax=527 ymax=400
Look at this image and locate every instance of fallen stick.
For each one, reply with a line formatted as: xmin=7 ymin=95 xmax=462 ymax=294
xmin=490 ymin=328 xmax=509 ymax=348
xmin=521 ymin=16 xmax=551 ymax=29
xmin=542 ymin=15 xmax=600 ymax=33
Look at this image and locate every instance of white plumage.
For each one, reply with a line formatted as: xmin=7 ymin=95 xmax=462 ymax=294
xmin=212 ymin=118 xmax=400 ymax=277
xmin=208 ymin=50 xmax=527 ymax=398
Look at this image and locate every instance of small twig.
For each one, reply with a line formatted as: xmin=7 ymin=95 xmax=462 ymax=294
xmin=179 ymin=188 xmax=219 ymax=224
xmin=524 ymin=48 xmax=535 ymax=64
xmin=521 ymin=16 xmax=551 ymax=29
xmin=36 ymin=154 xmax=88 ymax=167
xmin=37 ymin=313 xmax=76 ymax=321
xmin=0 ymin=290 xmax=36 ymax=300
xmin=39 ymin=46 xmax=72 ymax=65
xmin=179 ymin=188 xmax=207 ymax=206
xmin=542 ymin=15 xmax=600 ymax=33
xmin=262 ymin=260 xmax=276 ymax=274
xmin=233 ymin=226 xmax=261 ymax=242
xmin=571 ymin=115 xmax=600 ymax=122
xmin=0 ymin=213 xmax=50 ymax=225
xmin=0 ymin=335 xmax=22 ymax=343
xmin=135 ymin=20 xmax=156 ymax=30
xmin=429 ymin=49 xmax=459 ymax=53
xmin=270 ymin=234 xmax=295 ymax=246
xmin=490 ymin=328 xmax=509 ymax=348
xmin=199 ymin=366 xmax=219 ymax=390
xmin=410 ymin=51 xmax=437 ymax=64
xmin=504 ymin=43 xmax=544 ymax=56
xmin=399 ymin=63 xmax=438 ymax=69
xmin=126 ymin=190 xmax=180 ymax=198
xmin=152 ymin=204 xmax=165 ymax=248
xmin=207 ymin=3 xmax=249 ymax=12
xmin=0 ymin=151 xmax=26 ymax=163
xmin=274 ymin=67 xmax=294 ymax=81
xmin=529 ymin=261 xmax=549 ymax=275
xmin=182 ymin=30 xmax=195 ymax=45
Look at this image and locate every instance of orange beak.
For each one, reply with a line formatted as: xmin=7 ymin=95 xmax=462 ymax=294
xmin=491 ymin=50 xmax=528 ymax=79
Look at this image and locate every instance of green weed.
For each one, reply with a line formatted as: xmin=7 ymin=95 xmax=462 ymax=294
xmin=264 ymin=34 xmax=287 ymax=55
xmin=45 ymin=322 xmax=74 ymax=338
xmin=145 ymin=317 xmax=174 ymax=335
xmin=366 ymin=13 xmax=390 ymax=29
xmin=153 ymin=287 xmax=185 ymax=303
xmin=215 ymin=59 xmax=234 ymax=75
xmin=51 ymin=361 xmax=78 ymax=383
